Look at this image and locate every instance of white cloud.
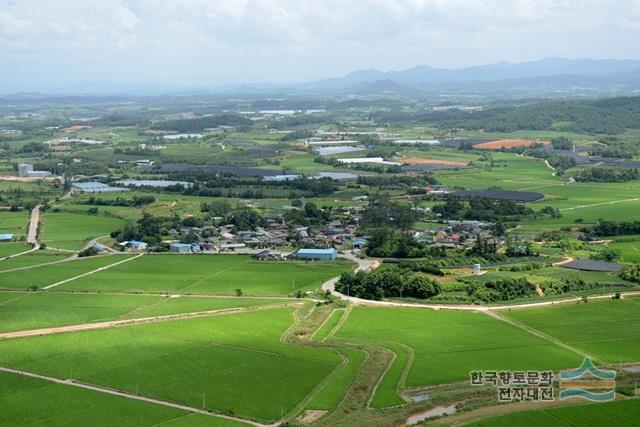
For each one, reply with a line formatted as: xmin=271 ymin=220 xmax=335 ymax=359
xmin=1 ymin=0 xmax=639 ymax=89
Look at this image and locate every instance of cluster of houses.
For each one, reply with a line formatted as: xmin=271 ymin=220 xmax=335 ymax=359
xmin=414 ymin=220 xmax=495 ymax=249
xmin=107 ymin=213 xmax=364 ymax=261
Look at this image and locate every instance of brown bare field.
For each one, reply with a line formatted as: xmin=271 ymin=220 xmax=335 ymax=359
xmin=62 ymin=125 xmax=92 ymax=132
xmin=474 ymin=139 xmax=551 ymax=149
xmin=401 ymin=157 xmax=468 ymax=166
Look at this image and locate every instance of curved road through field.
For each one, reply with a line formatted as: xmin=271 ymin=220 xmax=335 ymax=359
xmin=324 ymin=253 xmax=640 ymax=312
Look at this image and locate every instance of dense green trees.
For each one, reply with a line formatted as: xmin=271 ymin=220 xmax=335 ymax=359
xmin=583 ymin=220 xmax=640 ymax=237
xmin=150 ymin=114 xmax=252 ymax=132
xmin=574 ymin=167 xmax=639 ymax=182
xmin=360 ymin=194 xmax=417 ymax=230
xmin=371 ymin=96 xmax=640 ymax=134
xmin=466 ymin=278 xmax=533 ymax=302
xmin=335 ymin=267 xmax=441 ymax=300
xmin=432 ymin=195 xmax=534 ymax=221
xmin=620 ymin=265 xmax=640 ymax=283
xmin=83 ymin=195 xmax=156 ymax=207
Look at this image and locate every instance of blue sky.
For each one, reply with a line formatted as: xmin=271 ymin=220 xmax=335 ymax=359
xmin=1 ymin=0 xmax=640 ymax=91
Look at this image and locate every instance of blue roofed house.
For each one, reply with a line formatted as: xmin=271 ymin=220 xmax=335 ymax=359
xmin=296 ymin=248 xmax=337 ymax=261
xmin=352 ymin=238 xmax=367 ymax=250
xmin=0 ymin=233 xmax=14 ymax=241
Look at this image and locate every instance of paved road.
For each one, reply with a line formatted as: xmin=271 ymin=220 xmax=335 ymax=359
xmin=323 ymin=253 xmax=640 ymax=312
xmin=0 ymin=366 xmax=264 ymax=427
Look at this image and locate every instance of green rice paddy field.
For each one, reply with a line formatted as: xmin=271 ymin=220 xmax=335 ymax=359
xmin=0 ymin=250 xmax=69 ymax=271
xmin=332 ymin=307 xmax=582 ymax=405
xmin=0 ymin=211 xmax=28 ymax=239
xmin=467 ymin=398 xmax=640 ymax=426
xmin=0 ymin=308 xmax=342 ymax=422
xmin=0 ymin=242 xmax=29 ymax=258
xmin=0 ymin=291 xmax=282 ymax=333
xmin=504 ymin=298 xmax=640 ymax=363
xmin=40 ymin=212 xmax=125 ymax=250
xmin=59 ymin=254 xmax=351 ymax=295
xmin=0 ymin=371 xmax=243 ymax=427
xmin=0 ymin=254 xmax=132 ymax=289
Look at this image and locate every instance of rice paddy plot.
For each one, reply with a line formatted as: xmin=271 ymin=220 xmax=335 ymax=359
xmin=334 ymin=307 xmax=582 ymax=388
xmin=62 ymin=254 xmax=350 ymax=296
xmin=40 ymin=212 xmax=125 ymax=250
xmin=306 ymin=347 xmax=366 ymax=411
xmin=0 ymin=371 xmax=242 ymax=427
xmin=0 ymin=250 xmax=69 ymax=271
xmin=0 ymin=242 xmax=30 ymax=258
xmin=466 ymin=398 xmax=640 ymax=426
xmin=0 ymin=211 xmax=29 ymax=239
xmin=0 ymin=308 xmax=342 ymax=422
xmin=0 ymin=291 xmax=287 ymax=333
xmin=607 ymin=236 xmax=640 ymax=263
xmin=0 ymin=254 xmax=131 ymax=290
xmin=504 ymin=298 xmax=640 ymax=363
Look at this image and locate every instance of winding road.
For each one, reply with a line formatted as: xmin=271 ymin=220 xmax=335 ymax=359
xmin=324 ymin=253 xmax=640 ymax=312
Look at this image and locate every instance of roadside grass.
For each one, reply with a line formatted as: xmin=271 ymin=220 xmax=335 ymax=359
xmin=0 ymin=254 xmax=131 ymax=290
xmin=333 ymin=307 xmax=582 ymax=392
xmin=40 ymin=212 xmax=124 ymax=250
xmin=466 ymin=398 xmax=640 ymax=426
xmin=0 ymin=308 xmax=341 ymax=422
xmin=504 ymin=298 xmax=640 ymax=363
xmin=0 ymin=371 xmax=243 ymax=427
xmin=61 ymin=254 xmax=351 ymax=296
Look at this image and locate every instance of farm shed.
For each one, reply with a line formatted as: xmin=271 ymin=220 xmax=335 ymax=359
xmin=296 ymin=248 xmax=337 ymax=261
xmin=118 ymin=240 xmax=148 ymax=251
xmin=170 ymin=243 xmax=193 ymax=253
xmin=352 ymin=238 xmax=367 ymax=249
xmin=560 ymin=260 xmax=623 ymax=272
xmin=263 ymin=174 xmax=301 ymax=182
xmin=0 ymin=233 xmax=14 ymax=241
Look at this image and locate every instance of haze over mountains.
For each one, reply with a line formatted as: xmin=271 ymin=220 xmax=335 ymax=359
xmin=4 ymin=57 xmax=640 ymax=97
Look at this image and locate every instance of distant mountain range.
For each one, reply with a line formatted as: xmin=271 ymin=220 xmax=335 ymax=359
xmin=296 ymin=57 xmax=640 ymax=95
xmin=3 ymin=58 xmax=640 ymax=98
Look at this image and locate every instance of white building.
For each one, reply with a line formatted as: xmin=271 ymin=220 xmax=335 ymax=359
xmin=337 ymin=157 xmax=402 ymax=166
xmin=18 ymin=163 xmax=52 ymax=178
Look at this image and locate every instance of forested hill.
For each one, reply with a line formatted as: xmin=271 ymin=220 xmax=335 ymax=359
xmin=372 ymin=96 xmax=640 ymax=134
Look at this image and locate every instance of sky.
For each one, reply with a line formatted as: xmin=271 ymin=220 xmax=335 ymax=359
xmin=1 ymin=0 xmax=640 ymax=92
